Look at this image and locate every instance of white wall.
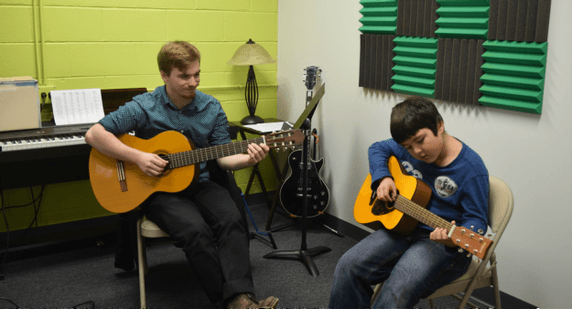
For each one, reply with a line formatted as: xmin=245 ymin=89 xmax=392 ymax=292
xmin=277 ymin=1 xmax=572 ymax=308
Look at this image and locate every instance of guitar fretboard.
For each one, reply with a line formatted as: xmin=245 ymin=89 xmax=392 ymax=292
xmin=167 ymin=136 xmax=265 ymax=169
xmin=391 ymin=195 xmax=453 ymax=231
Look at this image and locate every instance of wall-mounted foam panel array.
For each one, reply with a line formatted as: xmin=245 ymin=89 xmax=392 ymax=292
xmin=396 ymin=0 xmax=439 ymax=37
xmin=479 ymin=40 xmax=548 ymax=113
xmin=435 ymin=38 xmax=485 ymax=105
xmin=359 ymin=0 xmax=398 ymax=34
xmin=358 ymin=0 xmax=552 ymax=114
xmin=359 ymin=34 xmax=396 ymax=91
xmin=488 ymin=0 xmax=551 ymax=42
xmin=435 ymin=0 xmax=490 ymax=39
xmin=391 ymin=36 xmax=438 ymax=97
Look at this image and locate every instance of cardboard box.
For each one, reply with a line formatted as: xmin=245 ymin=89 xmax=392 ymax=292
xmin=0 ymin=76 xmax=41 ymax=132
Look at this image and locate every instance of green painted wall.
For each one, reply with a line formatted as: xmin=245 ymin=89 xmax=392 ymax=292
xmin=0 ymin=0 xmax=278 ymax=232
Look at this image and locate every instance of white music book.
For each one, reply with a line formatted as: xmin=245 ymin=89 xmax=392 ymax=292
xmin=243 ymin=121 xmax=293 ymax=133
xmin=51 ymin=88 xmax=105 ymax=125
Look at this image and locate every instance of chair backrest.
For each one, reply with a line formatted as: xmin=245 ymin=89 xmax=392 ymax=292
xmin=488 ymin=176 xmax=514 ymax=235
xmin=482 ymin=176 xmax=514 ymax=262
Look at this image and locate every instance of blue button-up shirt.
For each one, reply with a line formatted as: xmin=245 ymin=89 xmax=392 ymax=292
xmin=98 ymin=85 xmax=232 ymax=182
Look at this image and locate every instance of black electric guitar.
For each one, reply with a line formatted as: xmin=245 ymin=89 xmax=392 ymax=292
xmin=279 ymin=66 xmax=330 ymax=218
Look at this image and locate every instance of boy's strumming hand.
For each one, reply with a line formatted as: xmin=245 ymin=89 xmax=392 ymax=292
xmin=376 ymin=177 xmax=398 ymax=202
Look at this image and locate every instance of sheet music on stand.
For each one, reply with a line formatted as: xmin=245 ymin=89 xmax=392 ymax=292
xmin=50 ymin=89 xmax=105 ymax=126
xmin=243 ymin=121 xmax=293 ymax=134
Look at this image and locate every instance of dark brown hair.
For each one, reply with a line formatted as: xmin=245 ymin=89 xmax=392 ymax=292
xmin=390 ymin=96 xmax=443 ymax=144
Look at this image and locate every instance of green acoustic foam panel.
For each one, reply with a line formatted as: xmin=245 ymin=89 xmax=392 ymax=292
xmin=396 ymin=0 xmax=439 ymax=38
xmin=488 ymin=0 xmax=551 ymax=42
xmin=435 ymin=38 xmax=485 ymax=105
xmin=435 ymin=0 xmax=490 ymax=39
xmin=359 ymin=34 xmax=396 ymax=91
xmin=390 ymin=36 xmax=438 ymax=98
xmin=478 ymin=40 xmax=548 ymax=114
xmin=359 ymin=0 xmax=398 ymax=34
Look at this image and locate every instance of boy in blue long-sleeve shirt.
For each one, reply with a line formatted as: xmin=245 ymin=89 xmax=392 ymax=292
xmin=329 ymin=96 xmax=489 ymax=308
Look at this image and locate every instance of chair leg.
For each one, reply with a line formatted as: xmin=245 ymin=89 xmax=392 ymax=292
xmin=459 ymin=291 xmax=473 ymax=308
xmin=492 ymin=267 xmax=501 ymax=309
xmin=137 ymin=218 xmax=147 ymax=309
xmin=371 ymin=283 xmax=382 ymax=304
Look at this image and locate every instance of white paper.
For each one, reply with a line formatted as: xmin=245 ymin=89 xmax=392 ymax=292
xmin=243 ymin=121 xmax=292 ymax=133
xmin=51 ymin=88 xmax=105 ymax=125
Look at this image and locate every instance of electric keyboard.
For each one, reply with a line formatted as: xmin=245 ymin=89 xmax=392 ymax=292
xmin=0 ymin=123 xmax=95 ymax=189
xmin=0 ymin=123 xmax=93 ymax=152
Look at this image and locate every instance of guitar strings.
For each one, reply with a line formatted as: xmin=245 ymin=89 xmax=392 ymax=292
xmin=394 ymin=195 xmax=453 ymax=230
xmin=165 ymin=137 xmax=266 ymax=168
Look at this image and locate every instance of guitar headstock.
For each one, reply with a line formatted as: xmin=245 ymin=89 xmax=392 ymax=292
xmin=450 ymin=226 xmax=494 ymax=260
xmin=266 ymin=130 xmax=304 ymax=150
xmin=303 ymin=66 xmax=322 ymax=91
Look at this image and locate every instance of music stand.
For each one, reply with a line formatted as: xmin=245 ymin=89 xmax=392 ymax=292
xmin=263 ymin=83 xmax=331 ymax=277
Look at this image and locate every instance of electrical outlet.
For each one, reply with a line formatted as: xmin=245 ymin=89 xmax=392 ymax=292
xmin=38 ymin=85 xmax=56 ymax=103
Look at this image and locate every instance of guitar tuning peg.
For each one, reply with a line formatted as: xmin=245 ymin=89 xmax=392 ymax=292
xmin=467 ymin=253 xmax=472 ymax=257
xmin=470 ymin=225 xmax=474 ymax=230
xmin=458 ymin=248 xmax=463 ymax=253
xmin=478 ymin=229 xmax=484 ymax=234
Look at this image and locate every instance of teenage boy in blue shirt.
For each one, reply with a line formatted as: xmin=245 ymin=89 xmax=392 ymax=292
xmin=86 ymin=41 xmax=278 ymax=308
xmin=328 ymin=96 xmax=489 ymax=308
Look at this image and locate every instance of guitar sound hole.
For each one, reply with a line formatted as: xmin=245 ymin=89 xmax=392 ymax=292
xmin=372 ymin=200 xmax=394 ymax=215
xmin=158 ymin=153 xmax=171 ymax=172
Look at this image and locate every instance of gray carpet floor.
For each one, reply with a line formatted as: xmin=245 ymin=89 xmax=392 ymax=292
xmin=0 ymin=201 xmax=491 ymax=308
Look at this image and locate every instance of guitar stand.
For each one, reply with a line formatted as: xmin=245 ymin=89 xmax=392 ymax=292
xmin=263 ymin=120 xmax=331 ymax=277
xmin=265 ymin=127 xmax=343 ymax=238
xmin=241 ymin=193 xmax=277 ymax=249
xmin=270 ymin=216 xmax=345 ymax=238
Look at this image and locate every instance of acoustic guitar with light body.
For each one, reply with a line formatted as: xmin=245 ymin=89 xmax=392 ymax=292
xmin=353 ymin=156 xmax=493 ymax=260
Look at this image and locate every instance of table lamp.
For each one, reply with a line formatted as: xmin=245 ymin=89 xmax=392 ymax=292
xmin=227 ymin=39 xmax=276 ymax=125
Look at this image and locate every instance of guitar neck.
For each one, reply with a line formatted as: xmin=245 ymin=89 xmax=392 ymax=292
xmin=393 ymin=195 xmax=453 ymax=231
xmin=168 ymin=136 xmax=265 ymax=169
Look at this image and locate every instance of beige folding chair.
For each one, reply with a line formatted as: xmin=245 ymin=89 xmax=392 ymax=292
xmin=136 ymin=216 xmax=172 ymax=309
xmin=372 ymin=175 xmax=514 ymax=308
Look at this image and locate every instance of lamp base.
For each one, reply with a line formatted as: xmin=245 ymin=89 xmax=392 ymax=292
xmin=240 ymin=115 xmax=264 ymax=125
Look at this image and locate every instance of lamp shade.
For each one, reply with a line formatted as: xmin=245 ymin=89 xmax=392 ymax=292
xmin=227 ymin=39 xmax=276 ymax=66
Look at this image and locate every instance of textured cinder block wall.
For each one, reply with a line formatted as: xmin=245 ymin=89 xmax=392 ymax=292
xmin=0 ymin=0 xmax=278 ymax=231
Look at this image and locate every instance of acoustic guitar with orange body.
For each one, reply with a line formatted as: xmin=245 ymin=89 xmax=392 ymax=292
xmin=89 ymin=129 xmax=303 ymax=213
xmin=353 ymin=156 xmax=493 ymax=259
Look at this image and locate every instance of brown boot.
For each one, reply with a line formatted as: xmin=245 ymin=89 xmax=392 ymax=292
xmin=257 ymin=296 xmax=279 ymax=308
xmin=226 ymin=293 xmax=279 ymax=309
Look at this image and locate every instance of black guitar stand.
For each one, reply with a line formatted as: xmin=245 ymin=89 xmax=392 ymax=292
xmin=263 ymin=119 xmax=331 ymax=277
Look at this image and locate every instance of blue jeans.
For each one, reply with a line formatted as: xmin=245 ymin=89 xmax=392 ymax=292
xmin=328 ymin=227 xmax=471 ymax=308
